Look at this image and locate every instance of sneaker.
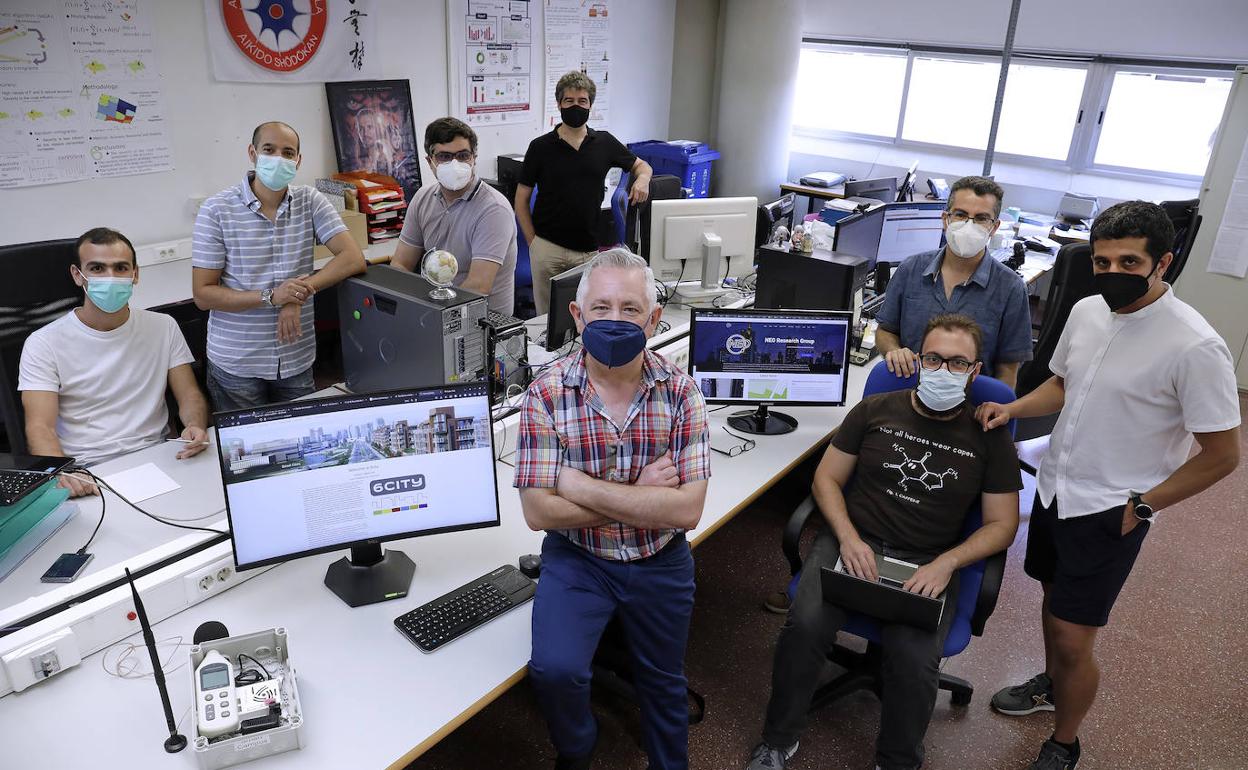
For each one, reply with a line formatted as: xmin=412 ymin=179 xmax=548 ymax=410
xmin=991 ymin=672 xmax=1055 ymax=716
xmin=745 ymin=741 xmax=799 ymax=769
xmin=763 ymin=590 xmax=791 ymax=614
xmin=1027 ymin=738 xmax=1080 ymax=769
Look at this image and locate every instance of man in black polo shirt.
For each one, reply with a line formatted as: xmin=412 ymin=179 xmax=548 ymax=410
xmin=515 ymin=71 xmax=652 ymax=314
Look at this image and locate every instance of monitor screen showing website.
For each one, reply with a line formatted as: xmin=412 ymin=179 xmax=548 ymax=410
xmin=688 ymin=309 xmax=851 ymax=406
xmin=216 ymin=383 xmax=500 ymax=570
xmin=878 ymin=202 xmax=946 ymax=263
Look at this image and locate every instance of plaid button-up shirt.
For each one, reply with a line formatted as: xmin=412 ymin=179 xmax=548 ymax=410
xmin=514 ymin=348 xmax=711 ymax=561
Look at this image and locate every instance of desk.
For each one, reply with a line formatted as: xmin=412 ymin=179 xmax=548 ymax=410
xmin=779 ymin=181 xmax=847 ymax=216
xmin=0 ymin=330 xmax=870 ymax=768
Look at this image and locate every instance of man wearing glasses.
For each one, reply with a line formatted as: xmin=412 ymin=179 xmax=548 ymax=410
xmin=875 ymin=176 xmax=1032 ymax=390
xmin=392 ymin=117 xmax=517 ymax=314
xmin=514 ymin=71 xmax=653 ymax=314
xmin=747 ymin=313 xmax=1021 ymax=770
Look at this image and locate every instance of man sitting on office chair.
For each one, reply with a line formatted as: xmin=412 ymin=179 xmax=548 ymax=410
xmin=875 ymin=176 xmax=1032 ymax=390
xmin=746 ymin=314 xmax=1021 ymax=770
xmin=18 ymin=228 xmax=210 ymax=498
xmin=515 ymin=248 xmax=710 ymax=770
xmin=391 ymin=117 xmax=517 ymax=314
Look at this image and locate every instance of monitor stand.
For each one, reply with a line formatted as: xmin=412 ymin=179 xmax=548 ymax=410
xmin=324 ymin=543 xmax=415 ymax=608
xmin=727 ymin=404 xmax=798 ymax=436
xmin=673 ymin=234 xmax=731 ymax=304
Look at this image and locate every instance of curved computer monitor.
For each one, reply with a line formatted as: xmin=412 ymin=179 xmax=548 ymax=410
xmin=215 ymin=382 xmax=500 ymax=607
xmin=688 ymin=308 xmax=852 ymax=436
xmin=648 ymin=197 xmax=758 ymax=301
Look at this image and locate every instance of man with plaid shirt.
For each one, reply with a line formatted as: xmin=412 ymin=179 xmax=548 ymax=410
xmin=515 ymin=249 xmax=710 ymax=770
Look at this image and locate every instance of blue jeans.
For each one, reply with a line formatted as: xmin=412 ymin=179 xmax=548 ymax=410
xmin=206 ymin=361 xmax=315 ymax=412
xmin=529 ymin=532 xmax=695 ymax=769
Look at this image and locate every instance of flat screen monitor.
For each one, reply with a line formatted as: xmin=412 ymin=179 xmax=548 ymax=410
xmin=688 ymin=308 xmax=852 ymax=436
xmin=845 ymin=177 xmax=897 ymax=203
xmin=833 ymin=207 xmax=885 ymax=266
xmin=648 ymin=197 xmax=758 ymax=301
xmin=878 ymin=201 xmax=946 ymax=264
xmin=545 ymin=261 xmax=590 ymax=351
xmin=896 ymin=161 xmax=919 ymax=202
xmin=215 ymin=382 xmax=500 ymax=607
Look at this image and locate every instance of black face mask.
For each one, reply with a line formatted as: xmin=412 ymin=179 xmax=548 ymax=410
xmin=1094 ymin=260 xmax=1159 ymax=312
xmin=560 ymin=105 xmax=590 ymax=128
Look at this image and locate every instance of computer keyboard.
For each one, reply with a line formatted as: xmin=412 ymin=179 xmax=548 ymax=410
xmin=394 ymin=564 xmax=536 ymax=652
xmin=485 ymin=310 xmax=524 ymax=330
xmin=0 ymin=470 xmax=52 ymax=506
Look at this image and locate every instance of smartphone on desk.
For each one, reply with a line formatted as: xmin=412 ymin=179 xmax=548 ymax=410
xmin=41 ymin=552 xmax=94 ymax=583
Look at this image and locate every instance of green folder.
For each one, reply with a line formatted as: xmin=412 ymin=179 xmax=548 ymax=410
xmin=0 ymin=481 xmax=73 ymax=561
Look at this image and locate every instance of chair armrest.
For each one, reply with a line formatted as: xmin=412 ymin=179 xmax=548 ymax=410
xmin=970 ymin=550 xmax=1007 ymax=636
xmin=783 ymin=495 xmax=819 ymax=577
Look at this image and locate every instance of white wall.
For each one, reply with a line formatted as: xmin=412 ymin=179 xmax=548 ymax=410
xmin=668 ymin=0 xmax=721 ymax=144
xmin=0 ymin=0 xmax=676 ymax=248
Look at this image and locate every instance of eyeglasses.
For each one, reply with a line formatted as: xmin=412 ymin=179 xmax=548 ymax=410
xmin=711 ymin=426 xmax=757 ymax=458
xmin=918 ymin=353 xmax=978 ymax=375
xmin=947 ymin=210 xmax=997 ymax=228
xmin=432 ymin=150 xmax=475 ymax=164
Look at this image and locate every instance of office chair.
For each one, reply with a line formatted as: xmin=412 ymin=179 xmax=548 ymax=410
xmin=779 ymin=360 xmax=1016 ymax=709
xmin=512 ymin=186 xmax=538 ymax=319
xmin=0 ymin=239 xmax=81 ymax=454
xmin=609 ymin=171 xmax=631 ymax=247
xmin=628 ymin=174 xmax=686 ymax=258
xmin=1159 ymin=199 xmax=1201 ymax=285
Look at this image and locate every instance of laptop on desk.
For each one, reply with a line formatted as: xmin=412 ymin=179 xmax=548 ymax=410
xmin=0 ymin=453 xmax=74 ymax=507
xmin=821 ymin=553 xmax=945 ymax=631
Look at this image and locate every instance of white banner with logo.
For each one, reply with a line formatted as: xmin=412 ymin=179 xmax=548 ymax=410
xmin=204 ymin=0 xmax=379 ymax=83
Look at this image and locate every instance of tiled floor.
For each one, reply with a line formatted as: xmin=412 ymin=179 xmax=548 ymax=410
xmin=411 ymin=396 xmax=1248 ymax=769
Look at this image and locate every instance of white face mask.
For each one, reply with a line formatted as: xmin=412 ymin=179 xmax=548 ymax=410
xmin=435 ymin=159 xmax=473 ymax=191
xmin=945 ymin=220 xmax=992 ymax=258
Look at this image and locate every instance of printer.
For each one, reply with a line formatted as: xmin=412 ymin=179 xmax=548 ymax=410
xmin=338 ymin=265 xmax=488 ymax=394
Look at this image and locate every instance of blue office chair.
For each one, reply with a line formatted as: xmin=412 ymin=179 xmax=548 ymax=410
xmin=609 ymin=171 xmax=631 ymax=247
xmin=512 ymin=186 xmax=537 ymax=319
xmin=780 ymin=359 xmax=1017 ymax=708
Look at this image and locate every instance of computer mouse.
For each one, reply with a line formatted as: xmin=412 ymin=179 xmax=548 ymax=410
xmin=518 ymin=554 xmax=542 ymax=580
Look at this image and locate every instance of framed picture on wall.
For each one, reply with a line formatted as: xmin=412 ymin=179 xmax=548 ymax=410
xmin=325 ymin=79 xmax=423 ymax=203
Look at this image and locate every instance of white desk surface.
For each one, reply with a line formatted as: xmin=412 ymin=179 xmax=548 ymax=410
xmin=0 ymin=324 xmax=870 ymax=769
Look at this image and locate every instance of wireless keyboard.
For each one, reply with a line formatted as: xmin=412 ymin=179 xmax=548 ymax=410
xmin=394 ymin=564 xmax=536 ymax=652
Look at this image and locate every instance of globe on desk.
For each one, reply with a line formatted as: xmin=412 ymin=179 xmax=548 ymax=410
xmin=422 ymin=249 xmax=459 ymax=300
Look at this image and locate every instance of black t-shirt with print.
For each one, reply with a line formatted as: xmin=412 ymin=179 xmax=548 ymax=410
xmin=831 ymin=389 xmax=1022 ymax=556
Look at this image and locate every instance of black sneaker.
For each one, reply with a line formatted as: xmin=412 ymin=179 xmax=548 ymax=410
xmin=1027 ymin=738 xmax=1079 ymax=769
xmin=745 ymin=741 xmax=799 ymax=769
xmin=991 ymin=672 xmax=1055 ymax=716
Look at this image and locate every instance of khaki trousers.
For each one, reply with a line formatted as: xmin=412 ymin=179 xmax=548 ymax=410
xmin=530 ymin=235 xmax=596 ymax=315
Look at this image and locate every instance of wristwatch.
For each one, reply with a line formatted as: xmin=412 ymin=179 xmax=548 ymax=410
xmin=260 ymin=288 xmax=274 ymax=307
xmin=1129 ymin=493 xmax=1155 ymax=522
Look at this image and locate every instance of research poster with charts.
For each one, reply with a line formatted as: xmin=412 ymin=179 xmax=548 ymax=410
xmin=0 ymin=0 xmax=173 ymax=188
xmin=543 ymin=0 xmax=610 ymax=130
xmin=449 ymin=0 xmax=534 ymax=127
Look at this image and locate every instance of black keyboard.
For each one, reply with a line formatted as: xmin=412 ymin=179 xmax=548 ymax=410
xmin=485 ymin=310 xmax=524 ymax=330
xmin=0 ymin=470 xmax=52 ymax=507
xmin=394 ymin=564 xmax=536 ymax=652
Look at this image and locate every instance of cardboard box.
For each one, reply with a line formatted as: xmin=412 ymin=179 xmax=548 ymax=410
xmin=314 ymin=208 xmax=367 ymax=259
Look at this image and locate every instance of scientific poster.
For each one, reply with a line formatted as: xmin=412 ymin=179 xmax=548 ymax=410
xmin=543 ymin=0 xmax=610 ymax=130
xmin=449 ymin=0 xmax=535 ymax=126
xmin=0 ymin=0 xmax=173 ymax=188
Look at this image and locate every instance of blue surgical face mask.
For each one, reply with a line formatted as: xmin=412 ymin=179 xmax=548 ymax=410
xmin=254 ymin=153 xmax=297 ymax=191
xmin=916 ymin=367 xmax=970 ymax=412
xmin=581 ymin=319 xmax=647 ymax=368
xmin=83 ymin=275 xmax=134 ymax=314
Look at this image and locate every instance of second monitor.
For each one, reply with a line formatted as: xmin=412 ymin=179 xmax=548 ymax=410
xmin=648 ymin=196 xmax=758 ymax=303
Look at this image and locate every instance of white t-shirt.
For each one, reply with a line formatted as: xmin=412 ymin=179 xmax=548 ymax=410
xmin=1037 ymin=286 xmax=1241 ymax=518
xmin=18 ymin=308 xmax=196 ymax=466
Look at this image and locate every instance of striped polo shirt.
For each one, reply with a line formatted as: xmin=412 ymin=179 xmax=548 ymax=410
xmin=192 ymin=173 xmax=346 ymax=379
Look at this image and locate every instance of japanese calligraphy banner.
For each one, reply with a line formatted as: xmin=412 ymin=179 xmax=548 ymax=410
xmin=203 ymin=0 xmax=379 ymax=83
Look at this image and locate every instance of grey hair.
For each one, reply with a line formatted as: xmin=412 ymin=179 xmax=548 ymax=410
xmin=575 ymin=248 xmax=657 ymax=312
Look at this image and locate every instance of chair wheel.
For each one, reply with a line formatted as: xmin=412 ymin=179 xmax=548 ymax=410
xmin=951 ymin=691 xmax=972 ymax=707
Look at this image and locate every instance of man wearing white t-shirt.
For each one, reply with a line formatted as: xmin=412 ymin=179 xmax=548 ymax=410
xmin=19 ymin=228 xmax=211 ymax=497
xmin=976 ymin=201 xmax=1241 ymax=770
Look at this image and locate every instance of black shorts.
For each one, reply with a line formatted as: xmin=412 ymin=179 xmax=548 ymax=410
xmin=1023 ymin=492 xmax=1150 ymax=627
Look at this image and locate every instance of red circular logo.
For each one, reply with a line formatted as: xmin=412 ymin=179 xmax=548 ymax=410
xmin=222 ymin=0 xmax=327 ymax=73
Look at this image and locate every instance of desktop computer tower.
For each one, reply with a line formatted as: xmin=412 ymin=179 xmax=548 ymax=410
xmin=338 ymin=265 xmax=489 ymax=395
xmin=754 ymin=245 xmax=872 ymax=313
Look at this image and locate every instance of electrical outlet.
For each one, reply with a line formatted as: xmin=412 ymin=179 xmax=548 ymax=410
xmin=666 ymin=343 xmax=690 ymax=373
xmin=183 ymin=556 xmax=239 ymax=602
xmin=136 ymin=238 xmax=191 ymax=267
xmin=1 ymin=629 xmax=81 ymax=692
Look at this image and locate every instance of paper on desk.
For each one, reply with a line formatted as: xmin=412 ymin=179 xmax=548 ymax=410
xmin=1017 ymin=222 xmax=1051 ymax=240
xmin=99 ymin=463 xmax=181 ymax=503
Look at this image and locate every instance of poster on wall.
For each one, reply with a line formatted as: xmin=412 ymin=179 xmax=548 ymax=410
xmin=0 ymin=0 xmax=173 ymax=189
xmin=325 ymin=79 xmax=422 ymax=204
xmin=543 ymin=0 xmax=610 ymax=130
xmin=203 ymin=0 xmax=379 ymax=83
xmin=447 ymin=0 xmax=536 ymax=127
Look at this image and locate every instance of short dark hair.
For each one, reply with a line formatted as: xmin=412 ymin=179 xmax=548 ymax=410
xmin=75 ymin=227 xmax=136 ymax=266
xmin=922 ymin=313 xmax=983 ymax=361
xmin=251 ymin=121 xmax=300 ymax=153
xmin=1089 ymin=200 xmax=1175 ymax=264
xmin=423 ymin=117 xmax=478 ymax=157
xmin=947 ymin=176 xmax=1005 ymax=218
xmin=556 ymin=71 xmax=596 ymax=105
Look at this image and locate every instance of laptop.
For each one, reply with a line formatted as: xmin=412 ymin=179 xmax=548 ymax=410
xmin=821 ymin=553 xmax=946 ymax=631
xmin=0 ymin=453 xmax=75 ymax=507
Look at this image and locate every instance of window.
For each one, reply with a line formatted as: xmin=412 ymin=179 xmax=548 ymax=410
xmin=995 ymin=63 xmax=1086 ymax=161
xmin=792 ymin=47 xmax=907 ymax=138
xmin=1093 ymin=69 xmax=1233 ymax=177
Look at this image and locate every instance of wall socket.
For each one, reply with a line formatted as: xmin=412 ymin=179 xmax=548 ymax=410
xmin=136 ymin=237 xmax=191 ymax=267
xmin=665 ymin=342 xmax=690 ymax=373
xmin=183 ymin=555 xmax=239 ymax=602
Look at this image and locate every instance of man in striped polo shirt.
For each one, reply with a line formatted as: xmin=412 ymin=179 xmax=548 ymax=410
xmin=192 ymin=121 xmax=365 ymax=411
